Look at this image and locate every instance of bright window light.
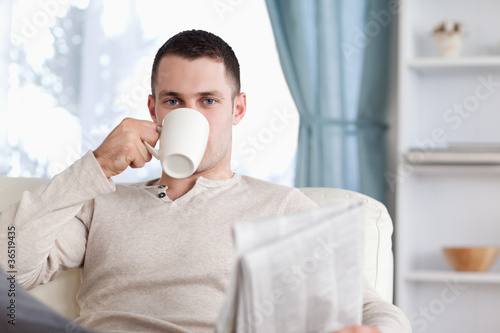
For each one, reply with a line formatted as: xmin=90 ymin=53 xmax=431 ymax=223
xmin=1 ymin=0 xmax=299 ymax=186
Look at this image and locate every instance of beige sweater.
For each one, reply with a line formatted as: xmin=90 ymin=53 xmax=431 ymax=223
xmin=0 ymin=151 xmax=411 ymax=332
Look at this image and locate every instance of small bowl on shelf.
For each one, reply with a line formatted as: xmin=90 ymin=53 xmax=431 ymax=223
xmin=443 ymin=247 xmax=499 ymax=272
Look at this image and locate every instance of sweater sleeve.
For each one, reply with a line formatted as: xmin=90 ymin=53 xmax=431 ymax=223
xmin=362 ymin=278 xmax=412 ymax=332
xmin=0 ymin=151 xmax=115 ymax=290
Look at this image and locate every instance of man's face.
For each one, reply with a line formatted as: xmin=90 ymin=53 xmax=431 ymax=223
xmin=148 ymin=55 xmax=246 ymax=176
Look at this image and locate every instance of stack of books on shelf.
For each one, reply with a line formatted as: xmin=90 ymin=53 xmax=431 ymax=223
xmin=405 ymin=143 xmax=500 ymax=165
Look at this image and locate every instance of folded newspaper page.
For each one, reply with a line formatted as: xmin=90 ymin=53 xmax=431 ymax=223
xmin=216 ymin=202 xmax=365 ymax=333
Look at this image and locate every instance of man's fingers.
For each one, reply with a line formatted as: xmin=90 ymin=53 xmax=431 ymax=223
xmin=140 ymin=122 xmax=161 ymax=149
xmin=123 ymin=118 xmax=158 ymax=168
xmin=130 ymin=139 xmax=154 ymax=169
xmin=94 ymin=118 xmax=160 ymax=177
xmin=137 ymin=139 xmax=153 ymax=165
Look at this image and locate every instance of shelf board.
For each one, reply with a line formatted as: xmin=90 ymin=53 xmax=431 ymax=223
xmin=407 ymin=56 xmax=500 ymax=70
xmin=404 ymin=150 xmax=500 ymax=166
xmin=401 ymin=163 xmax=500 ymax=175
xmin=405 ymin=270 xmax=500 ymax=284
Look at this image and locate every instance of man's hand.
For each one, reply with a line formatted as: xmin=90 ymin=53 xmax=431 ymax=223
xmin=334 ymin=326 xmax=381 ymax=333
xmin=93 ymin=118 xmax=159 ymax=178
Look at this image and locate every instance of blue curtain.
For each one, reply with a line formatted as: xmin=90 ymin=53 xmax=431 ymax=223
xmin=265 ymin=0 xmax=391 ymax=203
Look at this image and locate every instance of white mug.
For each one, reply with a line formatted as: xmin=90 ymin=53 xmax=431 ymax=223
xmin=144 ymin=108 xmax=209 ymax=179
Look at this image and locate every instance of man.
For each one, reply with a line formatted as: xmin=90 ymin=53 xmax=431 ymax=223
xmin=0 ymin=30 xmax=410 ymax=333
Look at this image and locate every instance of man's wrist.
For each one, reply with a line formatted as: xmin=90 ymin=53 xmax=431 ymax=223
xmin=93 ymin=151 xmax=111 ymax=179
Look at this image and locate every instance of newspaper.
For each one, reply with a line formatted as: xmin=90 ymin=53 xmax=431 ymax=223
xmin=215 ymin=202 xmax=365 ymax=333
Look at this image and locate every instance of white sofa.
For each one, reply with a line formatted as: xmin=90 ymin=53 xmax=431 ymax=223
xmin=0 ymin=176 xmax=394 ymax=320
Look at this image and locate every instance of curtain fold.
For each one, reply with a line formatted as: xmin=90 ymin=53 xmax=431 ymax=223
xmin=265 ymin=0 xmax=391 ymax=203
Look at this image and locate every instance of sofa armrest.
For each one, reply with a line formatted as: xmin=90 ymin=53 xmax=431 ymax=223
xmin=299 ymin=187 xmax=394 ymax=303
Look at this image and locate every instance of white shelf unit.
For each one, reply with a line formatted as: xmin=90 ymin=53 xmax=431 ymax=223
xmin=396 ymin=0 xmax=500 ymax=332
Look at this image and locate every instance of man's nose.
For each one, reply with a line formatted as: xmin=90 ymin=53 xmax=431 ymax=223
xmin=183 ymin=101 xmax=198 ymax=110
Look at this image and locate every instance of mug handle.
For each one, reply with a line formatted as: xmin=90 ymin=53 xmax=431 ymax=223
xmin=144 ymin=125 xmax=162 ymax=160
xmin=144 ymin=141 xmax=160 ymax=160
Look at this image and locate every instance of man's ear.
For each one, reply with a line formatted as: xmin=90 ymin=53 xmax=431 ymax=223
xmin=232 ymin=92 xmax=246 ymax=125
xmin=148 ymin=94 xmax=158 ymax=124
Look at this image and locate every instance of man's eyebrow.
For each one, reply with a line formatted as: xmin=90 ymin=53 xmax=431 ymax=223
xmin=197 ymin=91 xmax=225 ymax=99
xmin=158 ymin=90 xmax=181 ymax=98
xmin=157 ymin=90 xmax=225 ymax=100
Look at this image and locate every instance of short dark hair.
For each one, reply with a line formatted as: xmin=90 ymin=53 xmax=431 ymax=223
xmin=151 ymin=30 xmax=240 ymax=99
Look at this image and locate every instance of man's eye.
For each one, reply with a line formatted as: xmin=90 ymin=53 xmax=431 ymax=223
xmin=166 ymin=99 xmax=179 ymax=106
xmin=203 ymin=99 xmax=216 ymax=105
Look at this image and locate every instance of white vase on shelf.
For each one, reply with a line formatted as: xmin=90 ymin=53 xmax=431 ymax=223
xmin=433 ymin=32 xmax=465 ymax=58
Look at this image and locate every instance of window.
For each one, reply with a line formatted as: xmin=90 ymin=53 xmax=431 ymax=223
xmin=1 ymin=0 xmax=299 ymax=186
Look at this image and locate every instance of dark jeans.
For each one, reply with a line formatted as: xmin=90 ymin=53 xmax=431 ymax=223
xmin=0 ymin=266 xmax=96 ymax=333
